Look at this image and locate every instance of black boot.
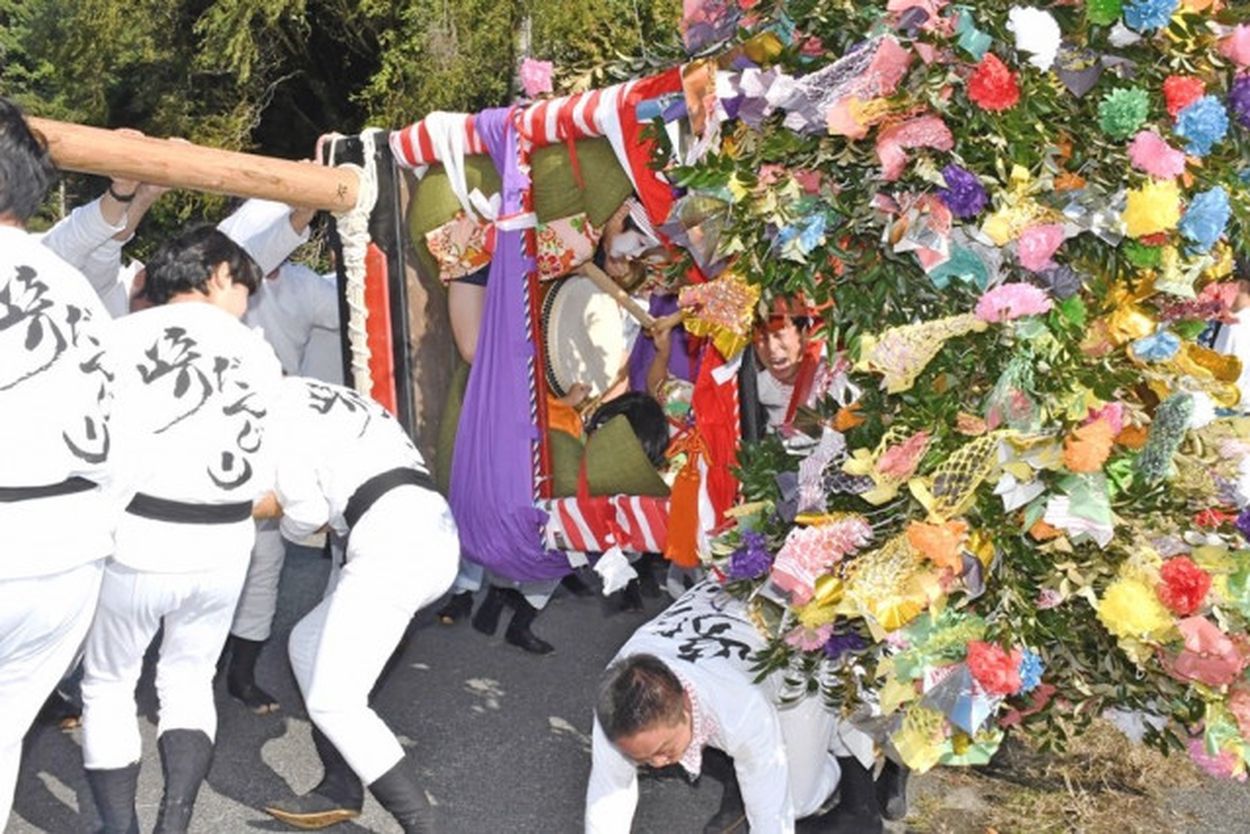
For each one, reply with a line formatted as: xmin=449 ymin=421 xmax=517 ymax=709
xmin=503 ymin=590 xmax=554 ymax=655
xmin=817 ymin=756 xmax=883 ymax=834
xmin=471 ymin=585 xmax=508 ymax=636
xmin=264 ymin=725 xmax=364 ymax=829
xmin=153 ymin=729 xmax=213 ymax=834
xmin=436 ymin=591 xmax=474 ymax=625
xmin=85 ymin=763 xmax=140 ymax=834
xmin=637 ymin=553 xmax=663 ymax=598
xmin=618 ymin=578 xmax=644 ymax=612
xmin=369 ymin=757 xmax=436 ymax=834
xmin=876 ymin=757 xmax=910 ymax=821
xmin=225 ymin=635 xmax=280 ymax=714
xmin=560 ymin=571 xmax=594 ymax=597
xmin=702 ymin=765 xmax=747 ymax=833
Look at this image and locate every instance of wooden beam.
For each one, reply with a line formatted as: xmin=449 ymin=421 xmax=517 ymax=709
xmin=28 ymin=117 xmax=359 ymax=213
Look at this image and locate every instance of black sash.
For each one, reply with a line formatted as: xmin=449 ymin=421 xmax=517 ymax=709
xmin=0 ymin=476 xmax=97 ymax=503
xmin=125 ymin=493 xmax=253 ymax=525
xmin=343 ymin=467 xmax=436 ymax=531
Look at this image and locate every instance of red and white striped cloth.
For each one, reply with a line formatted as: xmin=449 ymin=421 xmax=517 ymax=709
xmin=389 ymin=112 xmax=486 ymax=170
xmin=541 ymin=495 xmax=670 ymax=555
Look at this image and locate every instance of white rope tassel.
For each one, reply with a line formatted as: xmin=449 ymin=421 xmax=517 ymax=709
xmin=331 ymin=128 xmax=383 ymax=396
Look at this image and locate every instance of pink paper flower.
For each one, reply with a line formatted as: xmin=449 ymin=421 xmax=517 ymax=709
xmin=1166 ymin=617 xmax=1248 ymax=687
xmin=1187 ymin=737 xmax=1247 ymax=780
xmin=1220 ymin=25 xmax=1250 ymax=68
xmin=1128 ymin=131 xmax=1187 ymax=179
xmin=875 ymin=114 xmax=954 ymax=181
xmin=785 ymin=623 xmax=834 ymax=651
xmin=877 ymin=431 xmax=931 ymax=479
xmin=769 ymin=517 xmax=874 ymax=605
xmin=975 ymin=283 xmax=1054 ymax=323
xmin=1087 ymin=401 xmax=1126 ymax=435
xmin=519 ymin=58 xmax=554 ymax=98
xmin=1016 ymin=224 xmax=1066 ymax=272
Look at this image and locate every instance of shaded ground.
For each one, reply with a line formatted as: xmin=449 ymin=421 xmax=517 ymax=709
xmin=9 ymin=546 xmax=1250 ymax=833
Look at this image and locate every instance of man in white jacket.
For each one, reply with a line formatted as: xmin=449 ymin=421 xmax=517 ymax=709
xmin=585 ymin=581 xmax=885 ymax=834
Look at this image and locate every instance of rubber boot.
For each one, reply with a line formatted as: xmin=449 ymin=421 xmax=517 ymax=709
xmin=503 ymin=590 xmax=554 ymax=655
xmin=85 ymin=762 xmax=140 ymax=834
xmin=560 ymin=571 xmax=594 ymax=597
xmin=436 ymin=591 xmax=474 ymax=625
xmin=264 ymin=725 xmax=364 ymax=829
xmin=618 ymin=578 xmax=645 ymax=612
xmin=702 ymin=764 xmax=747 ymax=833
xmin=369 ymin=757 xmax=436 ymax=834
xmin=876 ymin=757 xmax=910 ymax=821
xmin=471 ymin=585 xmax=508 ymax=636
xmin=153 ymin=729 xmax=213 ymax=834
xmin=225 ymin=636 xmax=280 ymax=714
xmin=820 ymin=756 xmax=883 ymax=834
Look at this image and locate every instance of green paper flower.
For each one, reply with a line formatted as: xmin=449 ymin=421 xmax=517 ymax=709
xmin=1135 ymin=393 xmax=1193 ymax=483
xmin=1123 ymin=239 xmax=1163 ymax=268
xmin=1099 ymin=88 xmax=1150 ymax=140
xmin=1086 ymin=0 xmax=1124 ymax=26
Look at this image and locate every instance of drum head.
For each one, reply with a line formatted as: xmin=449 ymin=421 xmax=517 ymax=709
xmin=541 ymin=275 xmax=629 ymax=400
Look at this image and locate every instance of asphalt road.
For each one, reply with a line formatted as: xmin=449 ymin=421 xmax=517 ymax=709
xmin=7 ymin=547 xmax=730 ymax=834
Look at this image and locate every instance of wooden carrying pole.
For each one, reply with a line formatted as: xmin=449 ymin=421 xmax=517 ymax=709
xmin=29 ymin=117 xmax=359 ymax=212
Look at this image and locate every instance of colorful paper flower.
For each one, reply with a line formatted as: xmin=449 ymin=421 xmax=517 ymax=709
xmin=1175 ymin=96 xmax=1229 ymax=157
xmin=1099 ymin=577 xmax=1174 ymax=641
xmin=1220 ymin=24 xmax=1250 ymax=68
xmin=1086 ymin=0 xmax=1123 ymax=25
xmin=1123 ymin=0 xmax=1178 ymax=32
xmin=518 ymin=57 xmax=554 ymax=98
xmin=937 ymin=164 xmax=990 ymax=219
xmin=1064 ymin=417 xmax=1116 ymax=473
xmin=823 ymin=631 xmax=868 ymax=661
xmin=905 ymin=519 xmax=969 ymax=571
xmin=966 ymin=640 xmax=1023 ymax=696
xmin=1157 ymin=555 xmax=1212 ymax=615
xmin=1188 ymin=737 xmax=1245 ymax=779
xmin=1098 ymin=88 xmax=1151 ymax=140
xmin=1136 ymin=393 xmax=1193 ymax=482
xmin=1007 ymin=7 xmax=1062 ymax=72
xmin=727 ymin=531 xmax=773 ymax=580
xmin=1123 ymin=179 xmax=1182 ymax=238
xmin=1128 ymin=131 xmax=1186 ymax=179
xmin=1229 ymin=75 xmax=1250 ymax=129
xmin=1169 ymin=616 xmax=1248 ymax=686
xmin=1179 ymin=187 xmax=1230 ymax=253
xmin=1018 ymin=649 xmax=1044 ymax=693
xmin=1237 ymin=507 xmax=1250 ymax=541
xmin=1163 ymin=75 xmax=1205 ymax=119
xmin=975 ymin=282 xmax=1054 ymax=323
xmin=1016 ymin=224 xmax=1066 ymax=272
xmin=967 ymin=53 xmax=1021 ymax=112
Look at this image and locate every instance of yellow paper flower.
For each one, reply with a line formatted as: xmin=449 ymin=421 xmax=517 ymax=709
xmin=1098 ymin=577 xmax=1173 ymax=642
xmin=1123 ymin=180 xmax=1182 ymax=238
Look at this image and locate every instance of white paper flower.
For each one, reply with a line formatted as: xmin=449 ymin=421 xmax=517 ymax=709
xmin=1008 ymin=7 xmax=1062 ymax=72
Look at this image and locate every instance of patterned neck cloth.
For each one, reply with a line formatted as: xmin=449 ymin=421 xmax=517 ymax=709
xmin=674 ymin=671 xmax=719 ymax=778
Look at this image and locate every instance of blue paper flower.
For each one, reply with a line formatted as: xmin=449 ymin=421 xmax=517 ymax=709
xmin=1123 ymin=0 xmax=1177 ymax=33
xmin=1131 ymin=329 xmax=1181 ymax=362
xmin=1018 ymin=649 xmax=1045 ymax=693
xmin=937 ymin=164 xmax=990 ymax=219
xmin=1175 ymin=96 xmax=1229 ymax=157
xmin=727 ymin=531 xmax=772 ymax=580
xmin=775 ymin=213 xmax=827 ymax=258
xmin=1179 ymin=186 xmax=1230 ymax=253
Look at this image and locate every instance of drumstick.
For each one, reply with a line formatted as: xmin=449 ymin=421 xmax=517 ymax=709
xmin=580 ymin=263 xmax=659 ymax=328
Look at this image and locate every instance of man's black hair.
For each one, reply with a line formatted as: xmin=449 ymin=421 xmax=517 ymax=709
xmin=0 ymin=97 xmax=56 ymax=224
xmin=586 ymin=391 xmax=669 ymax=468
xmin=143 ymin=225 xmax=262 ymax=305
xmin=596 ymin=653 xmax=685 ymax=742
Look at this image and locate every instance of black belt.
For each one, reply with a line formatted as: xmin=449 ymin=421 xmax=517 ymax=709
xmin=125 ymin=493 xmax=253 ymax=525
xmin=343 ymin=467 xmax=436 ymax=531
xmin=0 ymin=476 xmax=97 ymax=503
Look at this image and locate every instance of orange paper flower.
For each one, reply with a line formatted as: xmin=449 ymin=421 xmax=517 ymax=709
xmin=906 ymin=519 xmax=969 ymax=571
xmin=1063 ymin=418 xmax=1115 ymax=473
xmin=1115 ymin=424 xmax=1149 ymax=449
xmin=1028 ymin=519 xmax=1061 ymax=541
xmin=835 ymin=402 xmax=867 ymax=431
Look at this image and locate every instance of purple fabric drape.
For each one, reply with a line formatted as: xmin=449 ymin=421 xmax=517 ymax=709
xmin=627 ymin=294 xmax=694 ymax=393
xmin=449 ymin=107 xmax=569 ymax=581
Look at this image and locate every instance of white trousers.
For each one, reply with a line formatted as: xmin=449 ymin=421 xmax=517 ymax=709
xmin=231 ymin=519 xmax=287 ymax=641
xmin=289 ymin=486 xmax=458 ymax=784
xmin=0 ymin=561 xmax=103 ymax=830
xmin=775 ymin=698 xmax=876 ymax=818
xmin=81 ymin=558 xmax=249 ymax=770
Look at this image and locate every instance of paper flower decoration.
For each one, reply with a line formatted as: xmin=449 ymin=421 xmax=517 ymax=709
xmin=1099 ymin=577 xmax=1174 ymax=641
xmin=1229 ymin=75 xmax=1250 ymax=129
xmin=975 ymin=282 xmax=1053 ymax=323
xmin=1018 ymin=649 xmax=1044 ymax=693
xmin=1157 ymin=555 xmax=1211 ymax=615
xmin=875 ymin=114 xmax=954 ymax=181
xmin=1169 ymin=616 xmax=1248 ymax=686
xmin=906 ymin=519 xmax=969 ymax=571
xmin=967 ymin=54 xmax=1021 ymax=112
xmin=937 ymin=164 xmax=990 ymax=219
xmin=1163 ymin=75 xmax=1205 ymax=119
xmin=771 ymin=516 xmax=874 ymax=604
xmin=856 ymin=314 xmax=988 ymax=393
xmin=1175 ymin=96 xmax=1229 ymax=157
xmin=678 ymin=273 xmax=761 ymax=358
xmin=1123 ymin=0 xmax=1178 ymax=32
xmin=1136 ymin=393 xmax=1193 ymax=482
xmin=1007 ymin=7 xmax=1061 ymax=72
xmin=1123 ymin=179 xmax=1181 ymax=238
xmin=519 ymin=58 xmax=554 ymax=98
xmin=1064 ymin=417 xmax=1116 ymax=473
xmin=727 ymin=531 xmax=773 ymax=580
xmin=1180 ymin=187 xmax=1231 ymax=253
xmin=1086 ymin=0 xmax=1123 ymax=25
xmin=1220 ymin=25 xmax=1250 ymax=67
xmin=1128 ymin=131 xmax=1186 ymax=179
xmin=1016 ymin=224 xmax=1066 ymax=272
xmin=1098 ymin=88 xmax=1150 ymax=140
xmin=966 ymin=641 xmax=1023 ymax=696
